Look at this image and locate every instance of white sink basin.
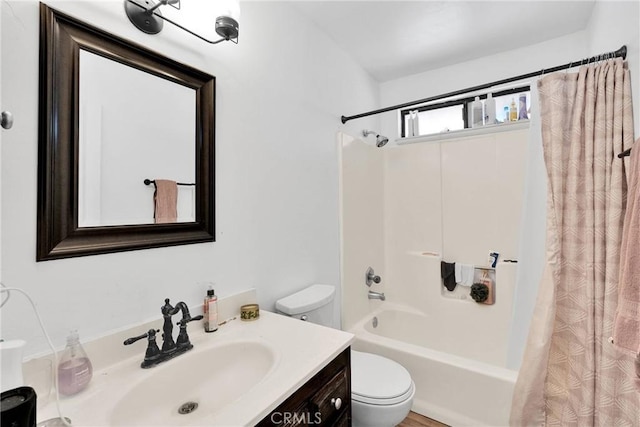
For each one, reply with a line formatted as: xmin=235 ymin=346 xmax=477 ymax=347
xmin=32 ymin=308 xmax=353 ymax=426
xmin=109 ymin=341 xmax=276 ymax=426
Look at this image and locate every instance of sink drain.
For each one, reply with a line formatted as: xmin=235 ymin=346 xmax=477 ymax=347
xmin=178 ymin=401 xmax=198 ymax=415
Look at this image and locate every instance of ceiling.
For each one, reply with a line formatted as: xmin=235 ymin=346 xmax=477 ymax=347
xmin=292 ymin=1 xmax=596 ymax=82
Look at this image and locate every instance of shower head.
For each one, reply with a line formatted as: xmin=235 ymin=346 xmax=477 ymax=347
xmin=376 ymin=134 xmax=389 ymax=147
xmin=362 ymin=130 xmax=389 ymax=147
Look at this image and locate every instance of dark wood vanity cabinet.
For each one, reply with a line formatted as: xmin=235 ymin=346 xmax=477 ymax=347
xmin=257 ymin=347 xmax=351 ymax=427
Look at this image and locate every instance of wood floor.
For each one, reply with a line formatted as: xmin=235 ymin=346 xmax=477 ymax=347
xmin=398 ymin=411 xmax=449 ymax=427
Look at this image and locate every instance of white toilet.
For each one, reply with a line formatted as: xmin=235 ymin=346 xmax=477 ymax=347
xmin=275 ymin=284 xmax=415 ymax=427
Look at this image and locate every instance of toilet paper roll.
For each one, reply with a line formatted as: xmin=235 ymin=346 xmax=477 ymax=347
xmin=0 ymin=340 xmax=26 ymax=393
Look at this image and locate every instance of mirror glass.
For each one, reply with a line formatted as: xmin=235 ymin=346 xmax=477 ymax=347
xmin=78 ymin=50 xmax=196 ymax=226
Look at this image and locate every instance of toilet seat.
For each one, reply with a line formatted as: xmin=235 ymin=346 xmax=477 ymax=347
xmin=351 ymin=351 xmax=414 ymax=405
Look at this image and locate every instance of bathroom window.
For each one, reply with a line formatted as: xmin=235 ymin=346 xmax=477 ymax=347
xmin=400 ymin=85 xmax=530 ymax=138
xmin=403 ymin=102 xmax=466 ymax=136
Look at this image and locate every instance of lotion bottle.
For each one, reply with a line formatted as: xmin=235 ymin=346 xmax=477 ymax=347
xmin=204 ymin=286 xmax=218 ymax=333
xmin=471 ymin=96 xmax=483 ymax=128
xmin=407 ymin=111 xmax=414 ymax=137
xmin=484 ymin=93 xmax=496 ymax=125
xmin=411 ymin=110 xmax=420 ymax=136
xmin=57 ymin=330 xmax=93 ymax=396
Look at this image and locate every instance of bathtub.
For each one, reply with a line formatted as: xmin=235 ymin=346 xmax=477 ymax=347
xmin=349 ymin=304 xmax=517 ymax=427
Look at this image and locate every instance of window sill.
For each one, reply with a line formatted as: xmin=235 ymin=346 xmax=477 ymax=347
xmin=397 ymin=120 xmax=530 ymax=145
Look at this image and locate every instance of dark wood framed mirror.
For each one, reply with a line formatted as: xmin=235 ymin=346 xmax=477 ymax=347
xmin=37 ymin=4 xmax=215 ymax=261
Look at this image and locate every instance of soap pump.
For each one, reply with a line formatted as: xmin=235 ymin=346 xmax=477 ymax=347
xmin=57 ymin=330 xmax=93 ymax=396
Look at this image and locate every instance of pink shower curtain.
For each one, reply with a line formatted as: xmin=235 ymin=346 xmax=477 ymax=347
xmin=510 ymin=58 xmax=639 ymax=425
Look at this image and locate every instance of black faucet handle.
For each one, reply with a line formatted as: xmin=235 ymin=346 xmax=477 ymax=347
xmin=124 ymin=329 xmax=160 ymax=346
xmin=177 ymin=314 xmax=203 ymax=325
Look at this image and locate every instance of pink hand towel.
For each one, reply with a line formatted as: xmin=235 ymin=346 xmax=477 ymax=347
xmin=153 ymin=179 xmax=178 ymax=224
xmin=613 ymin=138 xmax=640 ymax=371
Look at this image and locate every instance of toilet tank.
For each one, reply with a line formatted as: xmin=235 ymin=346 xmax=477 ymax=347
xmin=275 ymin=284 xmax=335 ymax=328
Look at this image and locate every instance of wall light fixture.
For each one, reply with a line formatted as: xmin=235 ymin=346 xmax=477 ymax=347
xmin=124 ymin=0 xmax=239 ymax=44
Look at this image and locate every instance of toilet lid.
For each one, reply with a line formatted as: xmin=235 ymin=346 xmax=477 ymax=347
xmin=275 ymin=284 xmax=335 ymax=315
xmin=351 ymin=351 xmax=413 ymax=405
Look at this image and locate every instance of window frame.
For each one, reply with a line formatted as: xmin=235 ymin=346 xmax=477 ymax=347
xmin=400 ymin=85 xmax=530 ymax=138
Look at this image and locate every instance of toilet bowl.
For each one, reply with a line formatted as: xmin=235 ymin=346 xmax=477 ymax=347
xmin=275 ymin=284 xmax=415 ymax=427
xmin=351 ymin=350 xmax=415 ymax=427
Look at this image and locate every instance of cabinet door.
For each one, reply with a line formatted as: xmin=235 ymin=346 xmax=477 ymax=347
xmin=309 ymin=368 xmax=349 ymax=425
xmin=266 ymin=403 xmax=318 ymax=427
xmin=333 ymin=410 xmax=350 ymax=427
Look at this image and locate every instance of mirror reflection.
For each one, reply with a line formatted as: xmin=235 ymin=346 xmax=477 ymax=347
xmin=78 ymin=50 xmax=196 ymax=227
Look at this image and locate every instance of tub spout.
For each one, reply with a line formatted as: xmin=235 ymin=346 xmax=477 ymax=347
xmin=368 ymin=290 xmax=386 ymax=301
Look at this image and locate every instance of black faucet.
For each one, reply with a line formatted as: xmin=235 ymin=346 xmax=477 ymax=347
xmin=124 ymin=298 xmax=203 ymax=369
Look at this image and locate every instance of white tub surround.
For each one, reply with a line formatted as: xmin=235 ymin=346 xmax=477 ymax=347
xmin=23 ymin=290 xmax=354 ymax=426
xmin=339 ymin=128 xmax=528 ymax=426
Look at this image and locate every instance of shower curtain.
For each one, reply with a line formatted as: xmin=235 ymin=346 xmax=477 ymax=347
xmin=510 ymin=58 xmax=639 ymax=426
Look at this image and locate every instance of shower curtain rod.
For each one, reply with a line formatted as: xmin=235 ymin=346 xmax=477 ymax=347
xmin=340 ymin=45 xmax=627 ymax=124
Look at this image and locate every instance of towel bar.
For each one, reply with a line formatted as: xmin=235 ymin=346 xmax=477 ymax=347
xmin=144 ymin=179 xmax=195 ymax=186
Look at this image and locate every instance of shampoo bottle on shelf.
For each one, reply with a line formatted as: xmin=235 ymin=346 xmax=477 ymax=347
xmin=58 ymin=330 xmax=93 ymax=396
xmin=518 ymin=93 xmax=529 ymax=120
xmin=204 ymin=286 xmax=218 ymax=333
xmin=471 ymin=96 xmax=483 ymax=128
xmin=411 ymin=110 xmax=420 ymax=136
xmin=407 ymin=111 xmax=415 ymax=137
xmin=484 ymin=93 xmax=496 ymax=125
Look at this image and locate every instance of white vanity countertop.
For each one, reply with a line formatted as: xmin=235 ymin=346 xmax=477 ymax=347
xmin=32 ymin=308 xmax=354 ymax=426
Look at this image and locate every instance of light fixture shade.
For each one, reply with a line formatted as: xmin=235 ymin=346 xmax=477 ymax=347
xmin=215 ymin=16 xmax=239 ymax=41
xmin=212 ymin=0 xmax=240 ymax=42
xmin=213 ymin=0 xmax=241 ymax=21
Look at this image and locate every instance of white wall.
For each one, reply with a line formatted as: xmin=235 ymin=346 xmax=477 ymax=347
xmin=0 ymin=0 xmax=379 ymax=357
xmin=586 ymin=0 xmax=640 ymax=132
xmin=0 ymin=1 xmax=3 ymax=283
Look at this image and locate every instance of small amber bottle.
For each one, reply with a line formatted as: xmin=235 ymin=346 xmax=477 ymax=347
xmin=509 ymin=98 xmax=518 ymax=122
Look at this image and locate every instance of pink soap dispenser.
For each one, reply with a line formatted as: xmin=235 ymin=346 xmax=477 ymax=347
xmin=57 ymin=330 xmax=93 ymax=396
